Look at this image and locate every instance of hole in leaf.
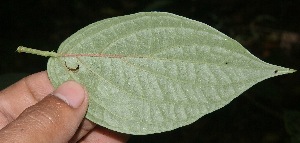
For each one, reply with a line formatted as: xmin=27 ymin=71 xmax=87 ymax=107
xmin=65 ymin=61 xmax=80 ymax=73
xmin=274 ymin=70 xmax=278 ymax=74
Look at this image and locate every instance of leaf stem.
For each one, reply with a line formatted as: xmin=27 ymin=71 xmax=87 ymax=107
xmin=17 ymin=46 xmax=60 ymax=57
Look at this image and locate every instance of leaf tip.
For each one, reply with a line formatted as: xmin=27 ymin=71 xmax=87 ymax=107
xmin=274 ymin=68 xmax=297 ymax=75
xmin=288 ymin=69 xmax=297 ymax=73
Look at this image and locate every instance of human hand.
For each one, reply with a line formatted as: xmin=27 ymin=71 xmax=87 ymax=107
xmin=0 ymin=71 xmax=129 ymax=143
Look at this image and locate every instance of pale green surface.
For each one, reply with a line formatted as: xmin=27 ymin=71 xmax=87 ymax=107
xmin=47 ymin=12 xmax=295 ymax=135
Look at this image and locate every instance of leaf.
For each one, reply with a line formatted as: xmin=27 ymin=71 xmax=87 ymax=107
xmin=17 ymin=12 xmax=296 ymax=135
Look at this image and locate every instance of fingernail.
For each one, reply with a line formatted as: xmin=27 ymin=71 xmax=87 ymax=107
xmin=52 ymin=81 xmax=85 ymax=108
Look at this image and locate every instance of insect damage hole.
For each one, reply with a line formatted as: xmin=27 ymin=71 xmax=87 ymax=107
xmin=65 ymin=62 xmax=79 ymax=72
xmin=64 ymin=58 xmax=80 ymax=73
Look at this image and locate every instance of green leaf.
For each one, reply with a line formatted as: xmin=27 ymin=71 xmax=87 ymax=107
xmin=17 ymin=12 xmax=296 ymax=135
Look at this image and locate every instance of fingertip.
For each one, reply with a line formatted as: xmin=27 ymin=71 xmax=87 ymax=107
xmin=52 ymin=81 xmax=86 ymax=108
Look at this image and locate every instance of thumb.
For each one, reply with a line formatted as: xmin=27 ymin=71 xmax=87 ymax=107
xmin=0 ymin=81 xmax=88 ymax=143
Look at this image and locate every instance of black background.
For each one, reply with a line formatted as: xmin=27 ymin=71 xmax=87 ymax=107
xmin=1 ymin=0 xmax=299 ymax=142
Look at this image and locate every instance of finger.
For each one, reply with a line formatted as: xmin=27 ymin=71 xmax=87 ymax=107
xmin=0 ymin=71 xmax=53 ymax=128
xmin=69 ymin=119 xmax=96 ymax=142
xmin=0 ymin=81 xmax=88 ymax=143
xmin=0 ymin=71 xmax=95 ymax=141
xmin=79 ymin=126 xmax=130 ymax=143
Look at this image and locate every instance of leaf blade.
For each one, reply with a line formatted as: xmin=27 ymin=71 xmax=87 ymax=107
xmin=47 ymin=12 xmax=295 ymax=134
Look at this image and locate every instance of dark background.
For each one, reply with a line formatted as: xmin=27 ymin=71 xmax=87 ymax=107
xmin=0 ymin=0 xmax=299 ymax=142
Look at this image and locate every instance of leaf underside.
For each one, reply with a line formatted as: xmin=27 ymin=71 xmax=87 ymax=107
xmin=47 ymin=12 xmax=295 ymax=135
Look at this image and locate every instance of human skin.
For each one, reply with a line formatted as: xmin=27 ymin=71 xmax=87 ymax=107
xmin=0 ymin=71 xmax=129 ymax=143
